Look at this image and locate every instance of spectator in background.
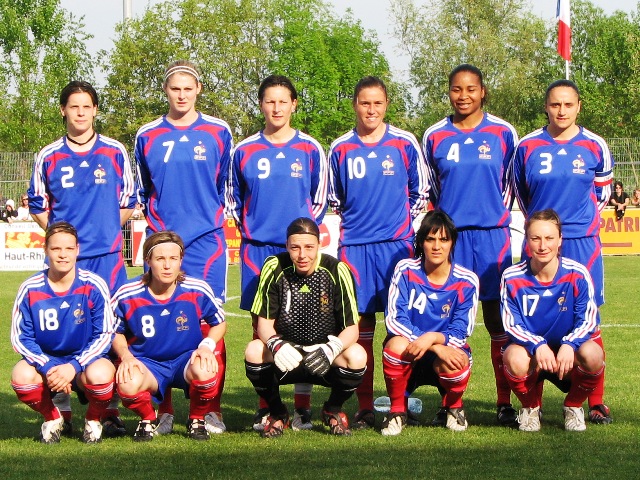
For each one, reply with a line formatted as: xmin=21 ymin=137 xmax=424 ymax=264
xmin=631 ymin=188 xmax=640 ymax=207
xmin=1 ymin=199 xmax=18 ymax=223
xmin=131 ymin=203 xmax=145 ymax=220
xmin=17 ymin=194 xmax=31 ymax=221
xmin=609 ymin=181 xmax=629 ymax=220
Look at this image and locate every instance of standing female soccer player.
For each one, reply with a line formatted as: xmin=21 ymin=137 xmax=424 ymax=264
xmin=135 ymin=60 xmax=233 ymax=433
xmin=382 ymin=211 xmax=477 ymax=435
xmin=11 ymin=222 xmax=116 ymax=444
xmin=328 ymin=76 xmax=430 ymax=428
xmin=501 ymin=209 xmax=603 ymax=432
xmin=422 ymin=64 xmax=518 ymax=425
xmin=227 ymin=75 xmax=328 ymax=431
xmin=111 ymin=231 xmax=226 ymax=441
xmin=512 ymin=80 xmax=613 ymax=424
xmin=28 ymin=80 xmax=135 ymax=436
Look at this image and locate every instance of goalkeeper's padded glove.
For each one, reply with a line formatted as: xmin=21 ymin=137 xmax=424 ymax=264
xmin=267 ymin=335 xmax=303 ymax=372
xmin=302 ymin=335 xmax=344 ymax=376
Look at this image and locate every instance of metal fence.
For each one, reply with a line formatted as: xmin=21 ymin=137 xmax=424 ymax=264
xmin=0 ymin=152 xmax=34 ymax=204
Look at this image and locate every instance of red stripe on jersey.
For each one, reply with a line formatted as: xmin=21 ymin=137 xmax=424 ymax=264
xmin=142 ymin=128 xmax=171 ymax=157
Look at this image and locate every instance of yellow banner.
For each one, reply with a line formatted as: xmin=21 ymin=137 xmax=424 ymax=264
xmin=600 ymin=207 xmax=640 ymax=255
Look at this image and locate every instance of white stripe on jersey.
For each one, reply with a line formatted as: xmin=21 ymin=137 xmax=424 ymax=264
xmin=385 ymin=258 xmax=422 ymax=340
xmin=11 ymin=273 xmax=50 ymax=367
xmin=99 ymin=135 xmax=136 ymax=208
xmin=451 ymin=264 xmax=479 ymax=338
xmin=298 ymin=131 xmax=329 ymax=219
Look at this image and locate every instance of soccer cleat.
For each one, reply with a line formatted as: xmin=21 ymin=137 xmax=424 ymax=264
xmin=102 ymin=415 xmax=127 ymax=438
xmin=445 ymin=408 xmax=468 ymax=431
xmin=406 ymin=410 xmax=421 ymax=427
xmin=352 ymin=409 xmax=375 ymax=430
xmin=40 ymin=415 xmax=64 ymax=444
xmin=261 ymin=413 xmax=289 ymax=439
xmin=563 ymin=406 xmax=586 ymax=432
xmin=252 ymin=407 xmax=270 ymax=432
xmin=517 ymin=406 xmax=541 ymax=432
xmin=204 ymin=412 xmax=226 ymax=434
xmin=497 ymin=404 xmax=518 ymax=426
xmin=290 ymin=408 xmax=313 ymax=431
xmin=61 ymin=419 xmax=73 ymax=437
xmin=156 ymin=413 xmax=174 ymax=435
xmin=381 ymin=412 xmax=407 ymax=436
xmin=82 ymin=419 xmax=103 ymax=444
xmin=133 ymin=419 xmax=158 ymax=442
xmin=187 ymin=418 xmax=210 ymax=441
xmin=588 ymin=404 xmax=612 ymax=425
xmin=322 ymin=410 xmax=351 ymax=436
xmin=431 ymin=407 xmax=447 ymax=427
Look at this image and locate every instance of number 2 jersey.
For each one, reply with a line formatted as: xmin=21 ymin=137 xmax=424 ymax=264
xmin=500 ymin=257 xmax=598 ymax=355
xmin=227 ymin=130 xmax=328 ymax=245
xmin=422 ymin=113 xmax=517 ymax=229
xmin=328 ymin=124 xmax=430 ymax=246
xmin=385 ymin=258 xmax=478 ymax=347
xmin=135 ymin=113 xmax=233 ymax=246
xmin=29 ymin=135 xmax=136 ymax=258
xmin=11 ymin=268 xmax=115 ymax=375
xmin=512 ymin=125 xmax=613 ymax=239
xmin=112 ymin=276 xmax=225 ymax=361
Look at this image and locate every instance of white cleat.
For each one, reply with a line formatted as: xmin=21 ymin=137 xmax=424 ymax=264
xmin=563 ymin=406 xmax=586 ymax=432
xmin=40 ymin=415 xmax=64 ymax=444
xmin=517 ymin=406 xmax=541 ymax=432
xmin=204 ymin=412 xmax=227 ymax=434
xmin=156 ymin=413 xmax=174 ymax=435
xmin=381 ymin=413 xmax=406 ymax=436
xmin=290 ymin=408 xmax=313 ymax=431
xmin=445 ymin=408 xmax=468 ymax=431
xmin=82 ymin=419 xmax=103 ymax=444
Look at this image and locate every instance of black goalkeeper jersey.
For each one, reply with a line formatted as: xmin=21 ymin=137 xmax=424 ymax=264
xmin=251 ymin=252 xmax=358 ymax=345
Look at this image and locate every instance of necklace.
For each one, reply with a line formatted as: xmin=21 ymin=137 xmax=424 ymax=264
xmin=66 ymin=130 xmax=96 ymax=146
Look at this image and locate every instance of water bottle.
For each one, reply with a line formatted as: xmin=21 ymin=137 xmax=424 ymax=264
xmin=373 ymin=396 xmax=422 ymax=414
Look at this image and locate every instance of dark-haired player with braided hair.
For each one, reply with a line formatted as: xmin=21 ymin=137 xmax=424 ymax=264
xmin=245 ymin=217 xmax=366 ymax=437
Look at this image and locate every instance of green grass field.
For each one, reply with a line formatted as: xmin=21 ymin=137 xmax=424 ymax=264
xmin=0 ymin=258 xmax=638 ymax=480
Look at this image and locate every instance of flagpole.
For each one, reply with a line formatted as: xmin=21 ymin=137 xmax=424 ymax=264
xmin=565 ymin=60 xmax=570 ymax=80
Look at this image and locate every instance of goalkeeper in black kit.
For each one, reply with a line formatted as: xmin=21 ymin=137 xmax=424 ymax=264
xmin=245 ymin=217 xmax=367 ymax=437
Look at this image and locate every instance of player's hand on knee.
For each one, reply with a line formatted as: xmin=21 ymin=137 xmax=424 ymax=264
xmin=116 ymin=356 xmax=146 ymax=384
xmin=267 ymin=335 xmax=303 ymax=372
xmin=302 ymin=335 xmax=343 ymax=376
xmin=192 ymin=338 xmax=218 ymax=373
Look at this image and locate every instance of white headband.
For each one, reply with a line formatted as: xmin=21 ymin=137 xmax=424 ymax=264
xmin=145 ymin=241 xmax=184 ymax=260
xmin=164 ymin=66 xmax=200 ymax=83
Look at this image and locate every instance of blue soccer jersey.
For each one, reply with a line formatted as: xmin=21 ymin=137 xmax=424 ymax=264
xmin=135 ymin=113 xmax=233 ymax=246
xmin=385 ymin=258 xmax=478 ymax=348
xmin=512 ymin=126 xmax=613 ymax=239
xmin=29 ymin=135 xmax=136 ymax=258
xmin=11 ymin=268 xmax=115 ymax=375
xmin=227 ymin=130 xmax=328 ymax=245
xmin=112 ymin=276 xmax=225 ymax=362
xmin=422 ymin=113 xmax=517 ymax=229
xmin=328 ymin=124 xmax=430 ymax=246
xmin=500 ymin=257 xmax=598 ymax=355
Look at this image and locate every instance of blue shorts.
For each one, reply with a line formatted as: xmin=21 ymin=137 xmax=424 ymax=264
xmin=137 ymin=350 xmax=193 ymax=403
xmin=183 ymin=230 xmax=228 ymax=302
xmin=339 ymin=239 xmax=413 ymax=314
xmin=77 ymin=252 xmax=128 ymax=295
xmin=405 ymin=344 xmax=472 ymax=394
xmin=522 ymin=235 xmax=604 ymax=306
xmin=239 ymin=240 xmax=286 ymax=311
xmin=454 ymin=228 xmax=512 ymax=301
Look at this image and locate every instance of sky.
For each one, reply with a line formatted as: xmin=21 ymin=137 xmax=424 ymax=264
xmin=61 ymin=0 xmax=639 ymax=84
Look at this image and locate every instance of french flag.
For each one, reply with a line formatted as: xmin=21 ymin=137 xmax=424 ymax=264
xmin=556 ymin=0 xmax=571 ymax=61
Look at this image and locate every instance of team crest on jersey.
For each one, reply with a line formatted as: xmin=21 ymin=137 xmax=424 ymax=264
xmin=73 ymin=307 xmax=86 ymax=324
xmin=557 ymin=295 xmax=567 ymax=312
xmin=94 ymin=166 xmax=107 ymax=184
xmin=382 ymin=156 xmax=395 ymax=175
xmin=572 ymin=156 xmax=586 ymax=174
xmin=194 ymin=142 xmax=207 ymax=161
xmin=478 ymin=142 xmax=492 ymax=160
xmin=440 ymin=301 xmax=452 ymax=318
xmin=320 ymin=291 xmax=330 ymax=313
xmin=290 ymin=160 xmax=303 ymax=178
xmin=176 ymin=312 xmax=189 ymax=331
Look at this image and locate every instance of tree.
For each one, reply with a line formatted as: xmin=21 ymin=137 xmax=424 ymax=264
xmin=0 ymin=0 xmax=92 ymax=150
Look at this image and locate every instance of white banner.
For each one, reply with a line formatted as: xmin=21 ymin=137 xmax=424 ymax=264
xmin=0 ymin=222 xmax=46 ymax=271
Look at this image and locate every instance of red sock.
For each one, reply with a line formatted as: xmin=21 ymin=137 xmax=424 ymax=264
xmin=490 ymin=333 xmax=512 ymax=405
xmin=210 ymin=339 xmax=226 ymax=413
xmin=12 ymin=383 xmax=60 ymax=421
xmin=294 ymin=384 xmax=312 ymax=410
xmin=158 ymin=388 xmax=174 ymax=416
xmin=565 ymin=366 xmax=604 ymax=407
xmin=439 ymin=365 xmax=471 ymax=409
xmin=356 ymin=325 xmax=375 ymax=411
xmin=189 ymin=378 xmax=219 ymax=420
xmin=83 ymin=382 xmax=114 ymax=421
xmin=119 ymin=390 xmax=156 ymax=421
xmin=504 ymin=368 xmax=540 ymax=408
xmin=588 ymin=332 xmax=605 ymax=407
xmin=382 ymin=348 xmax=412 ymax=413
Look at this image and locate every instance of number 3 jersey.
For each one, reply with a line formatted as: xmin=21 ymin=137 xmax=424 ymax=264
xmin=11 ymin=268 xmax=115 ymax=375
xmin=385 ymin=258 xmax=478 ymax=348
xmin=422 ymin=113 xmax=517 ymax=229
xmin=29 ymin=135 xmax=136 ymax=258
xmin=500 ymin=257 xmax=598 ymax=355
xmin=512 ymin=125 xmax=613 ymax=239
xmin=328 ymin=125 xmax=430 ymax=246
xmin=135 ymin=113 xmax=234 ymax=246
xmin=112 ymin=276 xmax=225 ymax=361
xmin=227 ymin=130 xmax=328 ymax=245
